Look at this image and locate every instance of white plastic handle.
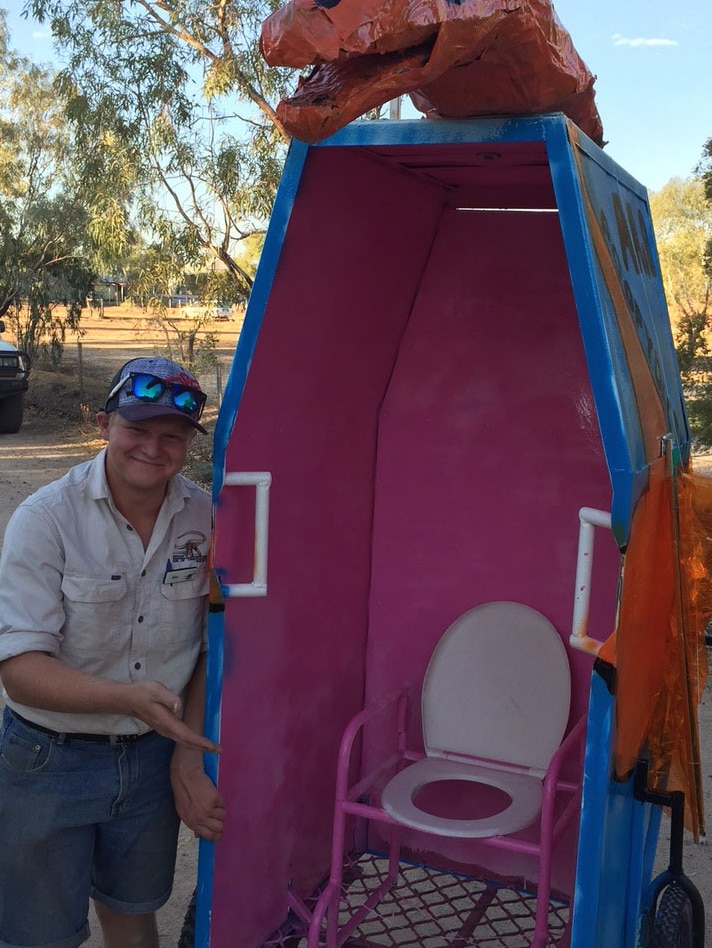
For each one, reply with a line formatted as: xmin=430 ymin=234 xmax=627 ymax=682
xmin=222 ymin=472 xmax=272 ymax=597
xmin=570 ymin=506 xmax=613 ymax=655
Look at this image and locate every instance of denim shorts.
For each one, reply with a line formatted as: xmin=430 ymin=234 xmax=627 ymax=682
xmin=0 ymin=707 xmax=181 ymax=948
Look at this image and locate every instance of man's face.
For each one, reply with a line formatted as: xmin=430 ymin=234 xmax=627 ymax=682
xmin=97 ymin=411 xmax=196 ymax=495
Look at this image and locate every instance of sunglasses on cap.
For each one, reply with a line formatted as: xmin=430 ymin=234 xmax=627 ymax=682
xmin=106 ymin=371 xmax=206 ymax=420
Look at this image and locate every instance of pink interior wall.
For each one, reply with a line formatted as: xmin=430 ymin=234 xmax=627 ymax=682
xmin=211 ymin=145 xmax=622 ymax=946
xmin=211 ymin=148 xmax=445 ymax=947
xmin=363 ymin=207 xmax=620 ymax=891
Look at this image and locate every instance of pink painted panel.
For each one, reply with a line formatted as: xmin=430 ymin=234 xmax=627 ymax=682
xmin=210 ymin=147 xmax=445 ymax=946
xmin=363 ymin=207 xmax=620 ymax=891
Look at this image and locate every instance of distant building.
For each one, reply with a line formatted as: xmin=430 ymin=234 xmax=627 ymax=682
xmin=91 ymin=277 xmax=129 ymax=305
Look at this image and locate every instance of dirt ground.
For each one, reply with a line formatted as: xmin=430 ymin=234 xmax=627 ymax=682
xmin=1 ymin=312 xmax=712 ymax=944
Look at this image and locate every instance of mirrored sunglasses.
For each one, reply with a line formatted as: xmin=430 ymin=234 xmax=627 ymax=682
xmin=107 ymin=372 xmax=206 ymax=420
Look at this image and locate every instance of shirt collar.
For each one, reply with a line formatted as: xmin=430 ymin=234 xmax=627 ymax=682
xmin=87 ymin=449 xmax=111 ymax=501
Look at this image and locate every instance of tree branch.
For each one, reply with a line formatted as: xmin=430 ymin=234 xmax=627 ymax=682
xmin=131 ymin=0 xmax=291 ymax=141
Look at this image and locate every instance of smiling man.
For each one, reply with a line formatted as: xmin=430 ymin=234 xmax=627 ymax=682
xmin=0 ymin=357 xmax=224 ymax=948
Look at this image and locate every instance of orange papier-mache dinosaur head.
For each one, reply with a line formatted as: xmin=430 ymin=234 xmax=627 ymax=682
xmin=260 ymin=0 xmax=604 ymax=145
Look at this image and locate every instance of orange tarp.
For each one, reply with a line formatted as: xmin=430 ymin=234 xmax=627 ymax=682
xmin=601 ymin=458 xmax=710 ymax=837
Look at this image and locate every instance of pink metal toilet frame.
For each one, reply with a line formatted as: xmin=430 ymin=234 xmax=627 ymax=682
xmin=293 ymin=684 xmax=586 ymax=948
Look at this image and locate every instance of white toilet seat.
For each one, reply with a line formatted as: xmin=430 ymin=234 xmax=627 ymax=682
xmin=381 ymin=604 xmax=568 ymax=841
xmin=381 ymin=756 xmax=543 ymax=839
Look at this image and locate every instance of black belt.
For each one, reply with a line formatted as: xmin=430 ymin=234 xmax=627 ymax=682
xmin=10 ymin=709 xmax=153 ymax=745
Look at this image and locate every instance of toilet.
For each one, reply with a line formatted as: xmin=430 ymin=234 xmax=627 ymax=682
xmin=381 ymin=601 xmax=572 ymax=838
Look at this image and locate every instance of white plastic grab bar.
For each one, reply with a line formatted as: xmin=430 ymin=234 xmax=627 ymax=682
xmin=222 ymin=472 xmax=272 ymax=597
xmin=570 ymin=507 xmax=613 ymax=655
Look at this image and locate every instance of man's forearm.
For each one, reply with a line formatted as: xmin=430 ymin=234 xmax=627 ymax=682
xmin=179 ymin=651 xmax=208 ymax=733
xmin=171 ymin=652 xmax=210 ymax=774
xmin=1 ymin=650 xmax=220 ymax=753
xmin=170 ymin=652 xmax=225 ymax=840
xmin=1 ymin=651 xmax=139 ymax=715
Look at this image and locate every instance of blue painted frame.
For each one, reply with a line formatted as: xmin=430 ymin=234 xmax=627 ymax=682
xmin=197 ymin=138 xmax=310 ymax=945
xmin=204 ymin=113 xmax=688 ymax=947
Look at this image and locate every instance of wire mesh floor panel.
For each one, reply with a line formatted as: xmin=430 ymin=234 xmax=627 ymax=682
xmin=263 ymin=853 xmax=570 ymax=947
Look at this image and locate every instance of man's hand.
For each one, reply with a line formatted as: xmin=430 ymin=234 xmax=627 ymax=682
xmin=171 ymin=751 xmax=226 ymax=841
xmin=0 ymin=654 xmax=221 ymax=754
xmin=129 ymin=680 xmax=222 ymax=754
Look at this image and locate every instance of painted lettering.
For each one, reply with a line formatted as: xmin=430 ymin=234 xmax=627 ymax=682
xmin=626 ymin=201 xmax=658 ymax=278
xmin=622 ymin=281 xmax=644 ymax=331
xmin=612 ymin=193 xmax=641 ymax=276
xmin=636 ymin=207 xmax=657 ymax=277
xmin=599 ymin=208 xmax=622 ymax=275
xmin=594 ymin=188 xmax=682 ymax=437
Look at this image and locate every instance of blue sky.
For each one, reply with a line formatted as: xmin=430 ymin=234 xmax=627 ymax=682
xmin=2 ymin=0 xmax=710 ymax=193
xmin=554 ymin=0 xmax=712 ymax=191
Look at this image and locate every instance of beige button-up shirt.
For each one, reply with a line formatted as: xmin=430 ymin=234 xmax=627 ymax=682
xmin=0 ymin=449 xmax=210 ymax=735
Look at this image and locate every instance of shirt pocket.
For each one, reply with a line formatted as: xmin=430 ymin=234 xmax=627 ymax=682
xmin=156 ymin=569 xmax=208 ymax=646
xmin=60 ymin=574 xmax=128 ymax=652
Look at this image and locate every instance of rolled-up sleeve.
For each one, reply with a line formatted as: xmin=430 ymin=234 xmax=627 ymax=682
xmin=0 ymin=504 xmax=66 ymax=661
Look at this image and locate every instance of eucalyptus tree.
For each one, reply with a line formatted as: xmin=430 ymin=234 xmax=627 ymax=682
xmin=0 ymin=11 xmax=94 ymax=361
xmin=699 ymin=137 xmax=712 ymax=282
xmin=650 ymin=176 xmax=712 ymax=444
xmin=27 ymin=0 xmax=293 ymax=302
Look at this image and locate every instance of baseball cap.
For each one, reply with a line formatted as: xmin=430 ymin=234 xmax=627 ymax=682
xmin=104 ymin=357 xmax=208 ymax=434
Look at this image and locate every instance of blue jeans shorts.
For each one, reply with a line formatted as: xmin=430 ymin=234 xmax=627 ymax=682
xmin=0 ymin=707 xmax=181 ymax=948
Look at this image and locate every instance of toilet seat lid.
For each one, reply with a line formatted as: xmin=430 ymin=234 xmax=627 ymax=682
xmin=422 ymin=602 xmax=571 ymax=771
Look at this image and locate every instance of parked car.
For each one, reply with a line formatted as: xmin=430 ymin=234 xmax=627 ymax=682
xmin=213 ymin=303 xmax=234 ymax=320
xmin=0 ymin=319 xmax=31 ymax=434
xmin=179 ymin=301 xmax=234 ymax=321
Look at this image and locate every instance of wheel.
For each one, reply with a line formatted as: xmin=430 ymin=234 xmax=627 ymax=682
xmin=0 ymin=394 xmax=24 ymax=434
xmin=649 ymin=883 xmax=695 ymax=948
xmin=177 ymin=890 xmax=196 ymax=948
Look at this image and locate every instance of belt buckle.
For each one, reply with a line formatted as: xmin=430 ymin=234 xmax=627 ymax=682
xmin=109 ymin=732 xmax=142 ymax=744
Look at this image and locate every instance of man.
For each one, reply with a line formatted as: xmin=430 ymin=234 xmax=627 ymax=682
xmin=0 ymin=356 xmax=225 ymax=948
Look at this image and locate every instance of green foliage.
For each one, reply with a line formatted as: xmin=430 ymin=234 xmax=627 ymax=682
xmin=698 ymin=137 xmax=712 ymax=276
xmin=671 ymin=311 xmax=712 ymax=447
xmin=9 ymin=0 xmax=388 ymax=363
xmin=0 ymin=11 xmax=95 ymax=361
xmin=651 ymin=176 xmax=712 ymax=446
xmin=651 ymin=177 xmax=712 ymax=320
xmin=28 ymin=0 xmax=291 ymax=307
xmin=674 ymin=312 xmax=709 ymax=378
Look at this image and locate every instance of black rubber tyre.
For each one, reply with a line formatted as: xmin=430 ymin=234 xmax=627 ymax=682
xmin=0 ymin=394 xmax=24 ymax=434
xmin=177 ymin=890 xmax=196 ymax=948
xmin=649 ymin=883 xmax=695 ymax=948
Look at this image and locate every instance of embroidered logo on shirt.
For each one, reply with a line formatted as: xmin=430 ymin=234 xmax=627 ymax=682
xmin=172 ymin=531 xmax=208 ymax=565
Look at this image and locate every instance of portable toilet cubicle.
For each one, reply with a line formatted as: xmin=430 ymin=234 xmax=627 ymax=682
xmin=202 ymin=114 xmax=693 ymax=947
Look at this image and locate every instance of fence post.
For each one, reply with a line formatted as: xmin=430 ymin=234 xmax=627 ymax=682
xmin=216 ymin=361 xmax=223 ymax=406
xmin=77 ymin=341 xmax=85 ymax=404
